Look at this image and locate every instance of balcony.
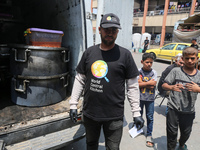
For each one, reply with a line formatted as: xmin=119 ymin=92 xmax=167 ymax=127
xmin=133 ymin=7 xmax=200 ymax=27
xmin=134 ymin=7 xmax=200 ymax=17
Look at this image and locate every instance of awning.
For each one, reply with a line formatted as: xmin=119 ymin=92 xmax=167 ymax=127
xmin=178 ymin=12 xmax=200 ymax=26
xmin=173 ymin=13 xmax=200 ymax=43
xmin=173 ymin=29 xmax=200 ymax=43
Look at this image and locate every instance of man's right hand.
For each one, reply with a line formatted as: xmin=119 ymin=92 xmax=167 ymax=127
xmin=172 ymin=83 xmax=184 ymax=92
xmin=70 ymin=109 xmax=78 ymax=123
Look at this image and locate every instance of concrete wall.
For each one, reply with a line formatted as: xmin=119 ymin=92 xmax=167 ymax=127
xmin=133 ymin=26 xmax=174 ymax=34
xmin=95 ymin=0 xmax=134 ymax=50
xmin=133 ymin=13 xmax=189 ymax=27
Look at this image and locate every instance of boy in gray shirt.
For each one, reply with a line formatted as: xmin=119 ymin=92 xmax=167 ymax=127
xmin=162 ymin=47 xmax=200 ymax=150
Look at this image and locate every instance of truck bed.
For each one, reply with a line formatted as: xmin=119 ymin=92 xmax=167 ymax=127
xmin=0 ymin=90 xmax=83 ymax=146
xmin=0 ymin=92 xmax=70 ymax=127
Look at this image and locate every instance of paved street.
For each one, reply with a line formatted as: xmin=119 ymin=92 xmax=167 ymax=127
xmin=62 ymin=52 xmax=200 ymax=150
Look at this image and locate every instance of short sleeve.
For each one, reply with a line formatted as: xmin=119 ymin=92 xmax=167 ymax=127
xmin=164 ymin=68 xmax=176 ymax=85
xmin=76 ymin=51 xmax=87 ymax=75
xmin=125 ymin=52 xmax=139 ymax=79
xmin=152 ymin=70 xmax=157 ymax=81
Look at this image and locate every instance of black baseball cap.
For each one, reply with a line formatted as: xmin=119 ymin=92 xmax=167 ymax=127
xmin=192 ymin=38 xmax=197 ymax=41
xmin=100 ymin=13 xmax=121 ymax=29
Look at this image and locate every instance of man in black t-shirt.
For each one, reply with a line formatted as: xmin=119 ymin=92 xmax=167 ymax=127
xmin=142 ymin=37 xmax=149 ymax=53
xmin=69 ymin=13 xmax=144 ymax=150
xmin=191 ymin=38 xmax=199 ymax=50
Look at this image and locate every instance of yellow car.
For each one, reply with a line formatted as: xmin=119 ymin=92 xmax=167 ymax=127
xmin=146 ymin=43 xmax=192 ymax=61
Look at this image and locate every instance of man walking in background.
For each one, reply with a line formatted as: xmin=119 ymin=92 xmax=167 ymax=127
xmin=142 ymin=37 xmax=149 ymax=53
xmin=191 ymin=38 xmax=199 ymax=50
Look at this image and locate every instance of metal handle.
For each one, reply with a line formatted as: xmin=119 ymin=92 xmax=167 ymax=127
xmin=62 ymin=50 xmax=70 ymax=63
xmin=60 ymin=74 xmax=70 ymax=88
xmin=13 ymin=78 xmax=29 ymax=93
xmin=13 ymin=48 xmax=31 ymax=62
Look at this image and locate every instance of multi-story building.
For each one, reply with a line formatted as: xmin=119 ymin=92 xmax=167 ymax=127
xmin=92 ymin=0 xmax=200 ymax=42
xmin=133 ymin=0 xmax=200 ymax=41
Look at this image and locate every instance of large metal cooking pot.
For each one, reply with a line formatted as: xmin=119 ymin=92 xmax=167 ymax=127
xmin=11 ymin=72 xmax=69 ymax=106
xmin=9 ymin=44 xmax=70 ymax=76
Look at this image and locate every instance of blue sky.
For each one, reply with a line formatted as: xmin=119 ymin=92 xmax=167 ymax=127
xmin=93 ymin=8 xmax=97 ymax=14
xmin=90 ymin=0 xmax=97 ymax=14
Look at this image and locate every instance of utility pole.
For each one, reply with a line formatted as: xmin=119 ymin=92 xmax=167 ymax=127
xmin=190 ymin=0 xmax=197 ymax=16
xmin=142 ymin=0 xmax=148 ymax=34
xmin=160 ymin=0 xmax=170 ymax=47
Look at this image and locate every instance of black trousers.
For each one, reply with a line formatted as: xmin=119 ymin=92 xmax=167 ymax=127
xmin=142 ymin=46 xmax=147 ymax=53
xmin=83 ymin=115 xmax=123 ymax=150
xmin=167 ymin=108 xmax=195 ymax=150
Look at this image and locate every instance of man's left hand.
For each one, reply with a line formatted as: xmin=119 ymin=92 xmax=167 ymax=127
xmin=133 ymin=116 xmax=144 ymax=130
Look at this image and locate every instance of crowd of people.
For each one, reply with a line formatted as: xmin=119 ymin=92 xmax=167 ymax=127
xmin=69 ymin=13 xmax=200 ymax=150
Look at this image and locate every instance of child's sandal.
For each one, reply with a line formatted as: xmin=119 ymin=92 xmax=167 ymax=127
xmin=146 ymin=136 xmax=154 ymax=147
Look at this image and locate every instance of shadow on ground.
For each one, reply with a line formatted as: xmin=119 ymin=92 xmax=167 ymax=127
xmin=154 ymin=136 xmax=167 ymax=150
xmin=154 ymin=104 xmax=167 ymax=117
